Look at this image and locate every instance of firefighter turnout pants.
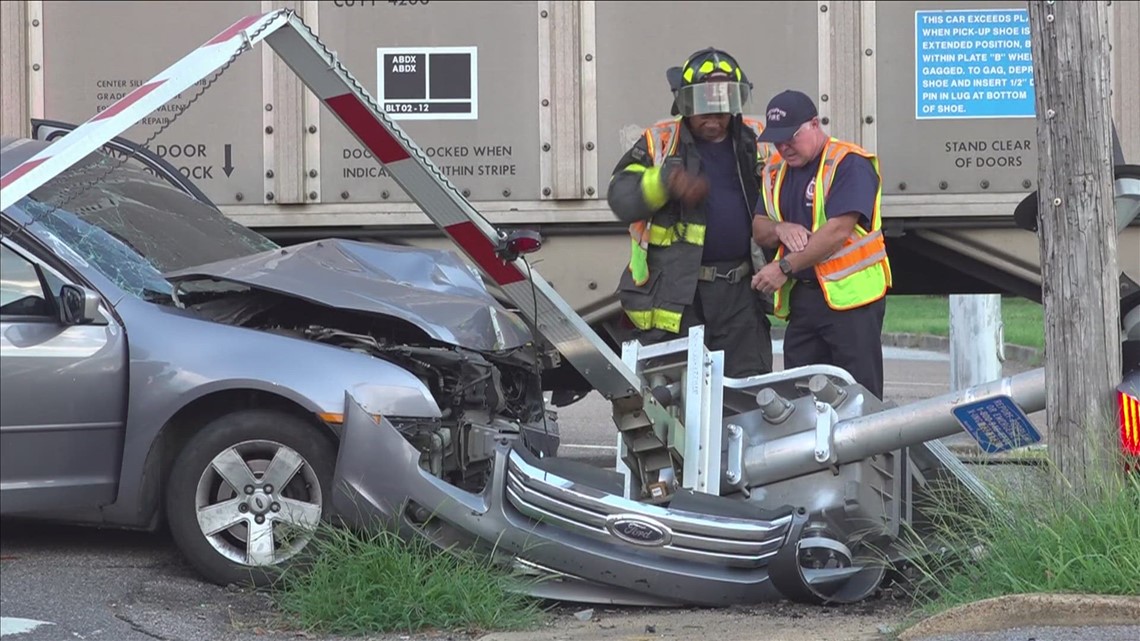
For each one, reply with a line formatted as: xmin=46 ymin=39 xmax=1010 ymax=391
xmin=634 ymin=259 xmax=774 ymax=379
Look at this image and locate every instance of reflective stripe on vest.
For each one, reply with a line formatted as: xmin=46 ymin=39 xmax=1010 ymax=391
xmin=762 ymin=138 xmax=892 ymax=319
xmin=646 ymin=118 xmax=682 ymax=166
xmin=627 ymin=219 xmax=707 ymax=286
xmin=626 ymin=118 xmax=687 ymax=286
xmin=627 ymin=219 xmax=706 ymax=285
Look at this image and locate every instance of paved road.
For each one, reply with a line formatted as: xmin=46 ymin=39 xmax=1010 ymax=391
xmin=0 ymin=344 xmax=1050 ymax=641
xmin=1 ymin=524 xmax=253 ymax=641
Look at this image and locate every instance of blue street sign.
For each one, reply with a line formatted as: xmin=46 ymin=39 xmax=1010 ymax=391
xmin=915 ymin=8 xmax=1036 ymax=120
xmin=952 ymin=395 xmax=1042 ymax=454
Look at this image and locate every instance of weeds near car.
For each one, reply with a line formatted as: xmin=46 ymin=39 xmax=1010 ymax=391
xmin=269 ymin=521 xmax=545 ymax=636
xmin=899 ymin=449 xmax=1140 ymax=619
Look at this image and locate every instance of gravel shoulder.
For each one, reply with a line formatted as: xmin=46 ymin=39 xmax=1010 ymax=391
xmin=477 ymin=600 xmax=912 ymax=641
xmin=896 ymin=594 xmax=1140 ymax=641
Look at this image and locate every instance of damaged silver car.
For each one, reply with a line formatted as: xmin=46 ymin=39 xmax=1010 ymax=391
xmin=0 ymin=134 xmax=558 ymax=586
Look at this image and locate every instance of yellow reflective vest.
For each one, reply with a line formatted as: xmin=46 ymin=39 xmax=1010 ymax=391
xmin=760 ymin=137 xmax=892 ymax=320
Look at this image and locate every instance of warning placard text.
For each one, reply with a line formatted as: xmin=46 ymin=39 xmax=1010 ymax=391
xmin=376 ymin=46 xmax=478 ymax=120
xmin=915 ymin=9 xmax=1035 ymax=120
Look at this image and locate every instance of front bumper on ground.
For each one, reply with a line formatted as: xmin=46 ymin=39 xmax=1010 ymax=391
xmin=330 ymin=393 xmax=825 ymax=607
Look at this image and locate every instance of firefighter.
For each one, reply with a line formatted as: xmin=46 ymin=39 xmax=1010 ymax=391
xmin=606 ymin=47 xmax=774 ymax=378
xmin=750 ymin=89 xmax=892 ymax=399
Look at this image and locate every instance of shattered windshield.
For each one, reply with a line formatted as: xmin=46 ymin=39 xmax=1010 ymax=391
xmin=17 ymin=149 xmax=278 ymax=300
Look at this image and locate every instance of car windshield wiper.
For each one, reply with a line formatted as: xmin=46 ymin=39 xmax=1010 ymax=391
xmin=140 ymin=287 xmax=175 ymax=304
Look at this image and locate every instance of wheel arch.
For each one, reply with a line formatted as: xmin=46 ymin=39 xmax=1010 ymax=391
xmin=134 ymin=388 xmax=338 ymax=532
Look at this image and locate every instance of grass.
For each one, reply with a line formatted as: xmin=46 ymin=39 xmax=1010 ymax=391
xmin=771 ymin=294 xmax=1046 ymax=350
xmin=883 ymin=295 xmax=1045 ymax=350
xmin=899 ymin=455 xmax=1140 ymax=622
xmin=268 ymin=522 xmax=545 ymax=637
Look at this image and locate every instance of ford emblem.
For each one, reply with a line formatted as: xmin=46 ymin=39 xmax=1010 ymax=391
xmin=605 ymin=515 xmax=671 ymax=547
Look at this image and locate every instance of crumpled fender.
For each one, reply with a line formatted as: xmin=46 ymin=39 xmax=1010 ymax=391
xmin=328 ymin=390 xmax=881 ymax=606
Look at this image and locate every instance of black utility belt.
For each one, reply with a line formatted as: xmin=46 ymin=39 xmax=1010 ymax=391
xmin=698 ymin=260 xmax=751 ymax=284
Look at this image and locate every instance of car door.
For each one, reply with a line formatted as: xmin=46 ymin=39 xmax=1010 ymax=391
xmin=0 ymin=238 xmax=129 ymax=513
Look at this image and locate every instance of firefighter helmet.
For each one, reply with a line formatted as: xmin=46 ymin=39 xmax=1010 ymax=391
xmin=668 ymin=47 xmax=753 ymax=117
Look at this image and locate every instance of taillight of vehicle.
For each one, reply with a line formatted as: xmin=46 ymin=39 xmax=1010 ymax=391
xmin=1119 ymin=389 xmax=1140 ymax=471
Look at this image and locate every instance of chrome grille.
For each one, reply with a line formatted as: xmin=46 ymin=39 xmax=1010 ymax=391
xmin=505 ymin=452 xmax=792 ymax=568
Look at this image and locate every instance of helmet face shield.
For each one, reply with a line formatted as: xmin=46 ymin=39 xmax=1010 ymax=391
xmin=675 ymin=81 xmax=751 ymax=117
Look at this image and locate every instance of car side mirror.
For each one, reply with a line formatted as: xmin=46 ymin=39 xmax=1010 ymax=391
xmin=59 ymin=284 xmax=101 ymax=325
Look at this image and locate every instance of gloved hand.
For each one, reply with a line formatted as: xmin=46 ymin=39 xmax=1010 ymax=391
xmin=664 ymin=160 xmax=708 ymax=207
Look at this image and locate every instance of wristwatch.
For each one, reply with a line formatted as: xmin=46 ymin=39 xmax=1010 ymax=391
xmin=778 ymin=257 xmax=793 ymax=276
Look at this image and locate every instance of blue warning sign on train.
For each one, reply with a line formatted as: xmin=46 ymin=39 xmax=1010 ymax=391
xmin=915 ymin=9 xmax=1036 ymax=120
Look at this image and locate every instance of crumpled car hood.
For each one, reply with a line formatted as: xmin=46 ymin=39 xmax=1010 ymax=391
xmin=164 ymin=238 xmax=533 ymax=352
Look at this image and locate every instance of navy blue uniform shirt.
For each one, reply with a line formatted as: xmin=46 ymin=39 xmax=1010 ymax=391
xmin=755 ymin=152 xmax=880 ymax=280
xmin=694 ymin=136 xmax=752 ymax=263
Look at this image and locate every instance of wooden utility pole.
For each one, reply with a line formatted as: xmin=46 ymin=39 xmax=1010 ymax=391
xmin=1028 ymin=0 xmax=1122 ymax=494
xmin=0 ymin=0 xmax=30 ymax=139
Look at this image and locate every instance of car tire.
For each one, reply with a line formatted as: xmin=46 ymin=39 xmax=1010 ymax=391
xmin=165 ymin=408 xmax=337 ymax=587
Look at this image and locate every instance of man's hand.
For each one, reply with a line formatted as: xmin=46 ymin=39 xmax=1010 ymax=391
xmin=751 ymin=260 xmax=788 ymax=295
xmin=775 ymin=222 xmax=811 ymax=253
xmin=667 ymin=167 xmax=709 ymax=206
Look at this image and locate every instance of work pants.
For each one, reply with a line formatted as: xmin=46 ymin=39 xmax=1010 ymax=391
xmin=783 ymin=280 xmax=886 ymax=399
xmin=636 ymin=260 xmax=774 ymax=379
